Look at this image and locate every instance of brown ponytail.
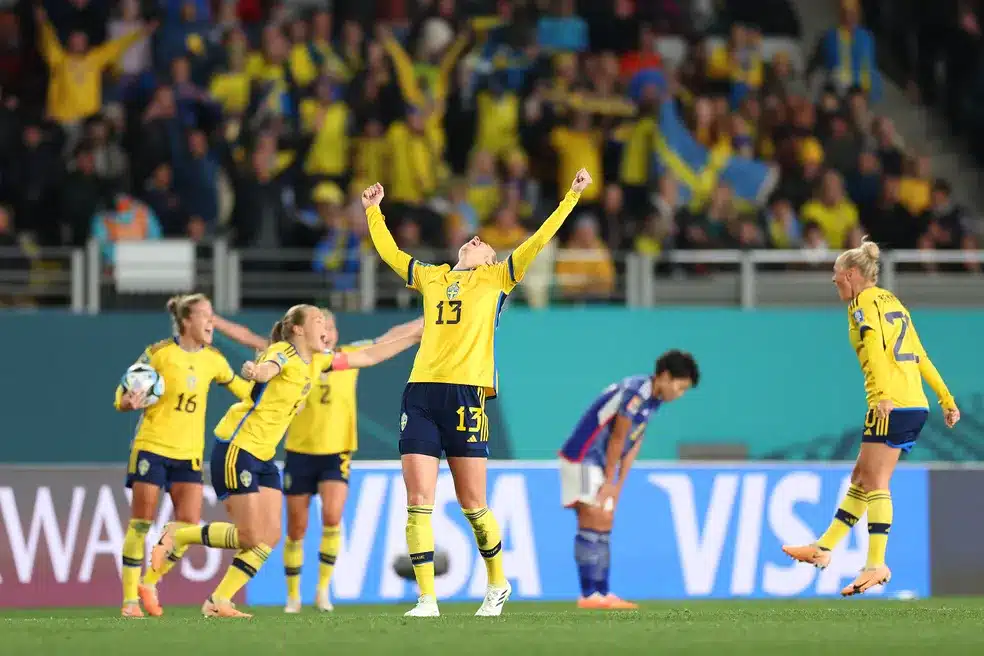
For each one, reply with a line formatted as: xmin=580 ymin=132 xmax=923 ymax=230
xmin=269 ymin=320 xmax=286 ymax=343
xmin=269 ymin=304 xmax=315 ymax=344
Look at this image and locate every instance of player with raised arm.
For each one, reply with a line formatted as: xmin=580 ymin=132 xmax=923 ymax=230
xmin=783 ymin=238 xmax=960 ymax=596
xmin=362 ymin=169 xmax=591 ymax=618
xmin=115 ymin=294 xmax=252 ymax=618
xmin=151 ymin=305 xmax=420 ymax=618
xmin=213 ymin=311 xmax=423 ymax=613
xmin=559 ymin=351 xmax=699 ymax=610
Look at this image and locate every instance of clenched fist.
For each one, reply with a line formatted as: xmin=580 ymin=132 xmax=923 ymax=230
xmin=571 ymin=168 xmax=593 ymax=194
xmin=362 ymin=183 xmax=385 ymax=209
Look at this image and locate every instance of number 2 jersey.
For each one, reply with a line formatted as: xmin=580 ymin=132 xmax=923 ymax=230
xmin=559 ymin=375 xmax=661 ymax=467
xmin=848 ymin=286 xmax=954 ymax=410
xmin=116 ymin=338 xmax=251 ymax=461
xmin=286 ymin=340 xmax=371 ymax=455
xmin=214 ymin=341 xmax=334 ymax=461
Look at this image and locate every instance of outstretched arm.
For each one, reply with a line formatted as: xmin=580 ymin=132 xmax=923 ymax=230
xmin=214 ymin=315 xmax=269 ymax=350
xmin=507 ymin=169 xmax=591 ymax=285
xmin=375 ymin=316 xmax=425 ymax=343
xmin=363 ymin=183 xmax=417 ymax=287
xmin=333 ymin=328 xmax=423 ymax=371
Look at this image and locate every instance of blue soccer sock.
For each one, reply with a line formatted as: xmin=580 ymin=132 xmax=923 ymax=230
xmin=574 ymin=529 xmax=611 ymax=598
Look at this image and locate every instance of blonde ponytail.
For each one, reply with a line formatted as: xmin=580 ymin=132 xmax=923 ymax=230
xmin=836 ymin=236 xmax=881 ymax=283
xmin=167 ymin=293 xmax=209 ymax=335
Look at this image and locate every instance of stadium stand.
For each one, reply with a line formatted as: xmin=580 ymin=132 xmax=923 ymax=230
xmin=0 ymin=0 xmax=979 ymax=310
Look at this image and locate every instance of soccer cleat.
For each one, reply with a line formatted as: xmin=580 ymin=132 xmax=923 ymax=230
xmin=841 ymin=566 xmax=892 ymax=597
xmin=150 ymin=522 xmax=178 ymax=573
xmin=404 ymin=594 xmax=440 ymax=617
xmin=577 ymin=592 xmax=612 ymax=609
xmin=603 ymin=594 xmax=638 ymax=610
xmin=202 ymin=596 xmax=252 ymax=618
xmin=782 ymin=544 xmax=832 ymax=569
xmin=138 ymin=583 xmax=163 ymax=617
xmin=475 ymin=582 xmax=512 ymax=617
xmin=316 ymin=588 xmax=334 ymax=612
xmin=121 ymin=603 xmax=144 ymax=618
xmin=284 ymin=597 xmax=302 ymax=614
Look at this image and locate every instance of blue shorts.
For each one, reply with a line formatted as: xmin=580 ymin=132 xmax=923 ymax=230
xmin=861 ymin=408 xmax=929 ymax=453
xmin=399 ymin=383 xmax=490 ymax=458
xmin=210 ymin=440 xmax=282 ymax=501
xmin=283 ymin=450 xmax=351 ymax=496
xmin=126 ymin=449 xmax=202 ymax=490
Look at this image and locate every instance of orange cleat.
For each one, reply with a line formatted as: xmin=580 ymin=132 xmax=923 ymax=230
xmin=202 ymin=597 xmax=252 ymax=618
xmin=150 ymin=523 xmax=177 ymax=573
xmin=121 ymin=604 xmax=144 ymax=618
xmin=782 ymin=544 xmax=832 ymax=569
xmin=138 ymin=584 xmax=163 ymax=617
xmin=577 ymin=593 xmax=612 ymax=609
xmin=841 ymin=566 xmax=892 ymax=597
xmin=604 ymin=594 xmax=639 ymax=610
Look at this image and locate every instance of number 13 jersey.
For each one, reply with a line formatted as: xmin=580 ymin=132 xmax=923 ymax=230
xmin=406 ymin=261 xmax=517 ymax=398
xmin=848 ymin=286 xmax=933 ymax=409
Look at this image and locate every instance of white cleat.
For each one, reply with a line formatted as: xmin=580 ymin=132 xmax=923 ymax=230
xmin=404 ymin=594 xmax=440 ymax=617
xmin=284 ymin=597 xmax=302 ymax=614
xmin=316 ymin=588 xmax=334 ymax=612
xmin=475 ymin=582 xmax=511 ymax=617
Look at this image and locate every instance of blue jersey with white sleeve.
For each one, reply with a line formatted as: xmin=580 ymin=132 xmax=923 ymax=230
xmin=559 ymin=375 xmax=661 ymax=466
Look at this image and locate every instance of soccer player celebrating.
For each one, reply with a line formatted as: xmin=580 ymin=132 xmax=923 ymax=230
xmin=115 ymin=294 xmax=253 ymax=618
xmin=362 ymin=169 xmax=592 ymax=618
xmin=151 ymin=305 xmax=420 ymax=618
xmin=783 ymin=238 xmax=960 ymax=596
xmin=213 ymin=311 xmax=423 ymax=613
xmin=558 ymin=351 xmax=699 ymax=610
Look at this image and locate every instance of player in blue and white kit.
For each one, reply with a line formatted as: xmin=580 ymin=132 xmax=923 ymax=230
xmin=559 ymin=350 xmax=699 ymax=610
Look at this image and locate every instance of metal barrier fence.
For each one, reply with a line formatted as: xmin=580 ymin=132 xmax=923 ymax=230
xmin=2 ymin=240 xmax=984 ymax=312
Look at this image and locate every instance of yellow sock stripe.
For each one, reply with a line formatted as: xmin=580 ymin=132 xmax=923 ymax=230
xmin=323 ymin=525 xmax=341 ymax=537
xmin=846 ymin=488 xmax=867 ymax=503
xmin=407 ymin=505 xmax=433 ymax=515
xmin=462 ymin=507 xmax=489 ymax=521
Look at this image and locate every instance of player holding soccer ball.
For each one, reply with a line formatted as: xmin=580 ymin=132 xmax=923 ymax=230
xmin=115 ymin=294 xmax=253 ymax=618
xmin=558 ymin=351 xmax=699 ymax=610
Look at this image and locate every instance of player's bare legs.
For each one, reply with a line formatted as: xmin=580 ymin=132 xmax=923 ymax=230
xmin=139 ymin=482 xmax=202 ymax=617
xmin=316 ymin=481 xmax=347 ymax=612
xmin=402 ymin=454 xmax=441 ymax=617
xmin=283 ymin=494 xmax=310 ymax=613
xmin=449 ymin=456 xmax=511 ymax=616
xmin=122 ymin=482 xmax=159 ymax=618
xmin=841 ymin=443 xmax=899 ymax=596
xmin=574 ymin=502 xmax=635 ymax=610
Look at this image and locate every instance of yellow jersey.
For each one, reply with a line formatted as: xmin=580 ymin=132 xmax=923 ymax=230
xmin=848 ymin=286 xmax=955 ymax=410
xmin=368 ymin=190 xmax=582 ymax=397
xmin=117 ymin=339 xmax=250 ymax=461
xmin=215 ymin=342 xmax=332 ymax=461
xmin=801 ymin=200 xmax=859 ymax=249
xmin=286 ymin=341 xmax=370 ymax=455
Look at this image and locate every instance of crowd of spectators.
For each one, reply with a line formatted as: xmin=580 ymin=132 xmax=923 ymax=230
xmin=0 ymin=0 xmax=978 ymax=308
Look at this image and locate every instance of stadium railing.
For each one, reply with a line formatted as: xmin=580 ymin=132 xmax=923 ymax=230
xmin=8 ymin=241 xmax=983 ymax=313
xmin=0 ymin=245 xmax=85 ymax=310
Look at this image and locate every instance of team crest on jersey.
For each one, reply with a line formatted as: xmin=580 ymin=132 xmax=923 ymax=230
xmin=446 ymin=281 xmax=460 ymax=300
xmin=186 ymin=374 xmax=197 ymax=391
xmin=853 ymin=309 xmax=865 ymax=325
xmin=137 ymin=459 xmax=150 ymax=476
xmin=301 ymin=383 xmax=311 ymax=396
xmin=626 ymin=395 xmax=643 ymax=414
xmin=400 ymin=412 xmax=408 ymax=431
xmin=240 ymin=470 xmax=252 ymax=488
xmin=283 ymin=474 xmax=292 ymax=490
xmin=320 ymin=370 xmax=330 ymax=384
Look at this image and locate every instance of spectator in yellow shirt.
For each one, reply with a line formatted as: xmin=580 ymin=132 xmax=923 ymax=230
xmin=467 ymin=151 xmax=501 ymax=225
xmin=36 ymin=6 xmax=155 ymax=126
xmin=555 ymin=217 xmax=615 ymax=301
xmin=300 ymin=78 xmax=352 ymax=185
xmin=898 ymin=154 xmax=932 ymax=216
xmin=800 ymin=170 xmax=861 ymax=248
xmin=480 ymin=206 xmax=529 ymax=254
xmin=550 ymin=111 xmax=603 ymax=204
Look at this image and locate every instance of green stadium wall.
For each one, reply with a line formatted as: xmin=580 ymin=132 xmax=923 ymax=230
xmin=4 ymin=309 xmax=984 ymax=463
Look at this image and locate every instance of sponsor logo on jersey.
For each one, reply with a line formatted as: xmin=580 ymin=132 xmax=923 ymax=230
xmin=626 ymin=395 xmax=643 ymax=414
xmin=853 ymin=309 xmax=865 ymax=325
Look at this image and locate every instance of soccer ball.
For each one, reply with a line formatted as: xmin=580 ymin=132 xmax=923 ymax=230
xmin=121 ymin=363 xmax=165 ymax=406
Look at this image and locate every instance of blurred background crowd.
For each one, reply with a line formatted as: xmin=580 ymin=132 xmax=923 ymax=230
xmin=0 ymin=0 xmax=981 ymax=306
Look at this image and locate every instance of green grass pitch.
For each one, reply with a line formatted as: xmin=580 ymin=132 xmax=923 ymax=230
xmin=5 ymin=599 xmax=984 ymax=655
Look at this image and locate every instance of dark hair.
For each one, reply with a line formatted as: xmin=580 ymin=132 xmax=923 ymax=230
xmin=655 ymin=350 xmax=700 ymax=386
xmin=932 ymin=178 xmax=952 ymax=196
xmin=269 ymin=304 xmax=314 ymax=343
xmin=167 ymin=293 xmax=209 ymax=334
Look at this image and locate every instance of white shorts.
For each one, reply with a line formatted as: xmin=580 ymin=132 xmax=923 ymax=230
xmin=559 ymin=458 xmax=605 ymax=508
